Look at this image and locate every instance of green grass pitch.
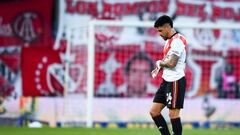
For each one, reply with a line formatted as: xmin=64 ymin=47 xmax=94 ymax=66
xmin=0 ymin=127 xmax=239 ymax=135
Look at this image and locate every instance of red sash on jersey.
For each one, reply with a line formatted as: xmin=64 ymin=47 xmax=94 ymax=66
xmin=163 ymin=33 xmax=187 ymax=58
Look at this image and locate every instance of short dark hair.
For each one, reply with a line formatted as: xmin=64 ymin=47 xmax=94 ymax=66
xmin=154 ymin=15 xmax=173 ymax=28
xmin=125 ymin=52 xmax=154 ymax=75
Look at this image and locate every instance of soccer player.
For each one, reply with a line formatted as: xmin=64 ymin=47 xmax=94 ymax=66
xmin=149 ymin=15 xmax=187 ymax=135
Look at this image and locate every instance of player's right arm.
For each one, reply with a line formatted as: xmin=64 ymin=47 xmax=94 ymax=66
xmin=158 ymin=39 xmax=183 ymax=69
xmin=158 ymin=54 xmax=179 ymax=68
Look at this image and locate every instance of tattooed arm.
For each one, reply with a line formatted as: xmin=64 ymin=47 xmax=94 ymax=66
xmin=159 ymin=54 xmax=179 ymax=68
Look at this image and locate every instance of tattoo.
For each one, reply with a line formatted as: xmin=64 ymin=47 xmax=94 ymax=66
xmin=160 ymin=54 xmax=179 ymax=68
xmin=168 ymin=54 xmax=179 ymax=68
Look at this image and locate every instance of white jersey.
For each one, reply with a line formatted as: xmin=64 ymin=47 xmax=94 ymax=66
xmin=162 ymin=33 xmax=187 ymax=82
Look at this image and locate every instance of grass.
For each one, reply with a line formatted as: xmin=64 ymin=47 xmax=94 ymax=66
xmin=0 ymin=127 xmax=239 ymax=135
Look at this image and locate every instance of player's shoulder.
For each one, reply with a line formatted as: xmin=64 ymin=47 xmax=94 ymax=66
xmin=178 ymin=33 xmax=187 ymax=44
xmin=171 ymin=38 xmax=185 ymax=47
xmin=172 ymin=33 xmax=187 ymax=46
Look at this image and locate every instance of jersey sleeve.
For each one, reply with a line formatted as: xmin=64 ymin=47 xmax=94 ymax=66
xmin=168 ymin=39 xmax=184 ymax=57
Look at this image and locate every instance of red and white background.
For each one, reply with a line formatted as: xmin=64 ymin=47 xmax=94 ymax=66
xmin=0 ymin=0 xmax=240 ymax=127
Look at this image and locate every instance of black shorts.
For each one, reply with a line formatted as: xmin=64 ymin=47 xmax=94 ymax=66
xmin=153 ymin=77 xmax=186 ymax=109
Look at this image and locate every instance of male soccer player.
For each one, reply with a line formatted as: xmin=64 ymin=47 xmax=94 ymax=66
xmin=149 ymin=15 xmax=187 ymax=135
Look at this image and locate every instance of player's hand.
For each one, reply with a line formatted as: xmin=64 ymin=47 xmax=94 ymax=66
xmin=156 ymin=60 xmax=162 ymax=69
xmin=151 ymin=67 xmax=161 ymax=78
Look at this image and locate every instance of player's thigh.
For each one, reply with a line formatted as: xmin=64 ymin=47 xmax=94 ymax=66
xmin=153 ymin=81 xmax=168 ymax=105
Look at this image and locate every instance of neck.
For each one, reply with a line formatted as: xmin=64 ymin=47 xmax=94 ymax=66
xmin=168 ymin=29 xmax=177 ymax=39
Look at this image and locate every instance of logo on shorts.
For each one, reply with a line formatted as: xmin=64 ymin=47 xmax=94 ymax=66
xmin=167 ymin=92 xmax=172 ymax=105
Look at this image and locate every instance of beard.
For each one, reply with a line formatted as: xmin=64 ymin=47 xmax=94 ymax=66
xmin=162 ymin=36 xmax=168 ymax=41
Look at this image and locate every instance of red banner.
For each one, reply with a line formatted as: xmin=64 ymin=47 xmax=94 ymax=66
xmin=21 ymin=47 xmax=63 ymax=96
xmin=0 ymin=0 xmax=54 ymax=47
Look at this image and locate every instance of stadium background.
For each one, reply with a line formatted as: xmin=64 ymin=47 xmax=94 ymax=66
xmin=0 ymin=0 xmax=240 ymax=132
